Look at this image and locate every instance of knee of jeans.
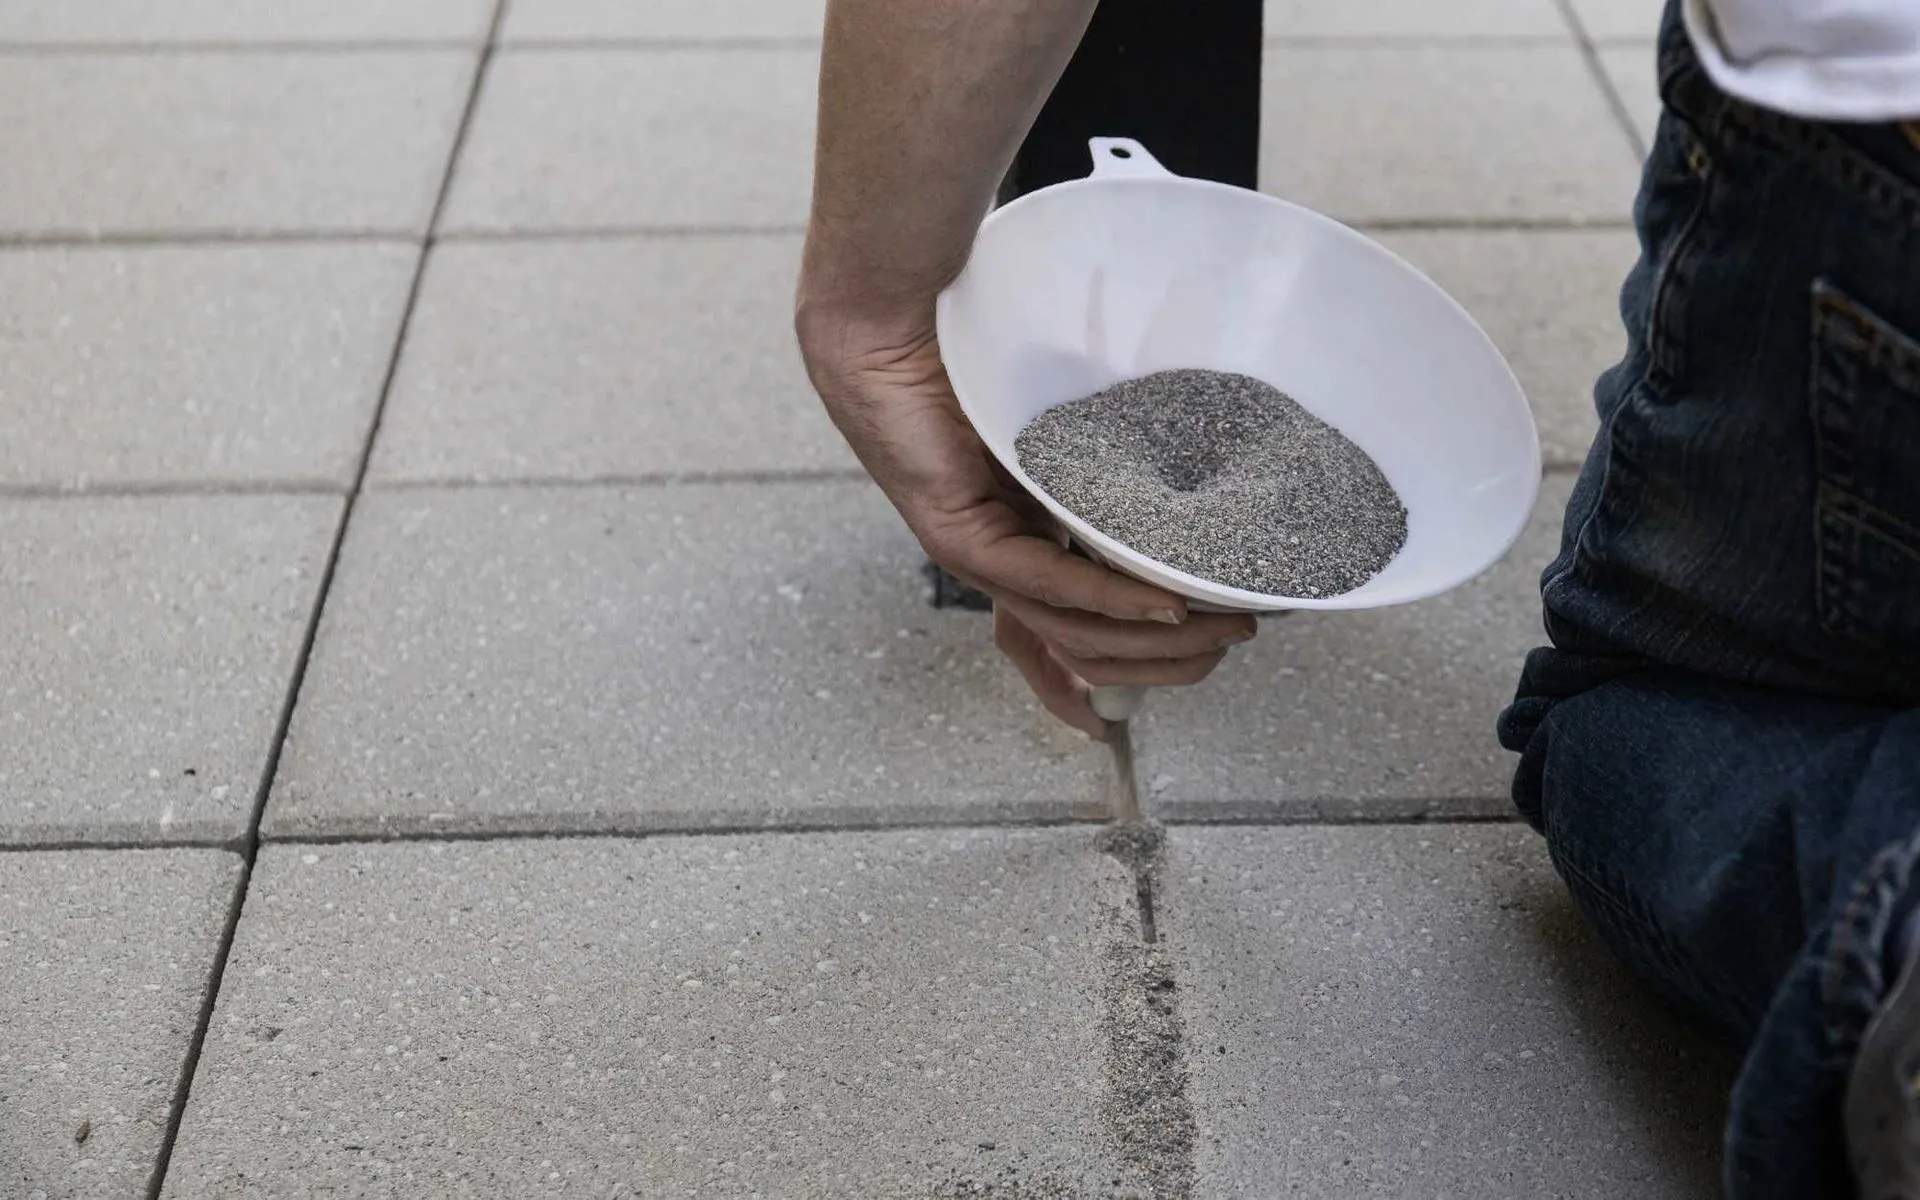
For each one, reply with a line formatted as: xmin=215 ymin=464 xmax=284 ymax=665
xmin=1500 ymin=695 xmax=1553 ymax=830
xmin=1499 ymin=646 xmax=1648 ymax=830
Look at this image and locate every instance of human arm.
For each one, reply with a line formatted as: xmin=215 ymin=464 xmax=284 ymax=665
xmin=795 ymin=0 xmax=1256 ymax=738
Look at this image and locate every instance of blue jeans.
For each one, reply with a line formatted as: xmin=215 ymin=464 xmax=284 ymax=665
xmin=1497 ymin=7 xmax=1920 ymax=1197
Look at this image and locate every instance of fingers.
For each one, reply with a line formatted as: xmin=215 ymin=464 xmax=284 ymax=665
xmin=1056 ymin=649 xmax=1232 ymax=689
xmin=996 ymin=594 xmax=1255 ymax=663
xmin=994 ymin=606 xmax=1109 ymax=741
xmin=944 ymin=529 xmax=1186 ymax=624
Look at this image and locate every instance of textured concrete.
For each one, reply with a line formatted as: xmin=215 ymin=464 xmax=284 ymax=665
xmin=0 ymin=0 xmax=491 ymax=43
xmin=1261 ymin=45 xmax=1641 ymax=222
xmin=165 ymin=832 xmax=1142 ymax=1198
xmin=0 ymin=243 xmax=417 ymax=490
xmin=1135 ymin=473 xmax=1568 ymax=821
xmin=501 ymin=0 xmax=827 ymax=41
xmin=0 ymin=52 xmax=473 ymax=236
xmin=370 ymin=236 xmax=853 ymax=483
xmin=1569 ymin=0 xmax=1665 ymax=41
xmin=0 ymin=495 xmax=341 ymax=845
xmin=444 ymin=48 xmax=816 ymax=232
xmin=1602 ymin=42 xmax=1661 ymax=148
xmin=1264 ymin=0 xmax=1567 ymax=38
xmin=1378 ymin=229 xmax=1635 ymax=468
xmin=2 ymin=848 xmax=240 ymax=1199
xmin=268 ymin=483 xmax=1105 ymax=838
xmin=1161 ymin=825 xmax=1734 ymax=1198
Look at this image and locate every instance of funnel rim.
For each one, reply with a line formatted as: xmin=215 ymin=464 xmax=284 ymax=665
xmin=936 ymin=169 xmax=1544 ymax=613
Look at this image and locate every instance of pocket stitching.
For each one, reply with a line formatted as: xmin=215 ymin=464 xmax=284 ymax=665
xmin=1646 ymin=123 xmax=1717 ymax=385
xmin=1810 ymin=282 xmax=1920 ymax=648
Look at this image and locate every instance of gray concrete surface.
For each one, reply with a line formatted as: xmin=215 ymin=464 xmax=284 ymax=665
xmin=0 ymin=244 xmax=417 ymax=490
xmin=1159 ymin=824 xmax=1734 ymax=1198
xmin=1135 ymin=474 xmax=1567 ymax=822
xmin=1602 ymin=42 xmax=1662 ymax=147
xmin=1 ymin=848 xmax=240 ymax=1199
xmin=370 ymin=236 xmax=854 ymax=483
xmin=0 ymin=495 xmax=340 ymax=846
xmin=0 ymin=53 xmax=474 ymax=236
xmin=1259 ymin=45 xmax=1642 ymax=222
xmin=443 ymin=48 xmax=817 ymax=232
xmin=163 ymin=831 xmax=1144 ymax=1198
xmin=0 ymin=0 xmax=492 ymax=43
xmin=500 ymin=0 xmax=829 ymax=41
xmin=1569 ymin=0 xmax=1665 ymax=41
xmin=1264 ymin=0 xmax=1567 ymax=38
xmin=1377 ymin=229 xmax=1634 ymax=468
xmin=0 ymin=3 xmax=1741 ymax=1195
xmin=267 ymin=483 xmax=1106 ymax=838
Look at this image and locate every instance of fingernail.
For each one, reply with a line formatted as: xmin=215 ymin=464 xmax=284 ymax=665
xmin=1225 ymin=630 xmax=1256 ymax=646
xmin=1151 ymin=609 xmax=1183 ymax=625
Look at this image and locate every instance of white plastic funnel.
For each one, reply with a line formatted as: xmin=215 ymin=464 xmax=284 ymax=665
xmin=936 ymin=138 xmax=1541 ymax=615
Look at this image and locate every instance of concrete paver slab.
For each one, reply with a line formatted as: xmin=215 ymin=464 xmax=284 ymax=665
xmin=1602 ymin=42 xmax=1661 ymax=148
xmin=2 ymin=848 xmax=240 ymax=1199
xmin=369 ymin=236 xmax=853 ymax=483
xmin=0 ymin=495 xmax=342 ymax=846
xmin=268 ymin=483 xmax=1103 ymax=838
xmin=1135 ymin=473 xmax=1569 ymax=821
xmin=164 ymin=831 xmax=1144 ymax=1197
xmin=1569 ymin=0 xmax=1665 ymax=41
xmin=0 ymin=0 xmax=492 ymax=43
xmin=444 ymin=48 xmax=816 ymax=233
xmin=0 ymin=52 xmax=473 ymax=237
xmin=1264 ymin=0 xmax=1568 ymax=39
xmin=501 ymin=0 xmax=826 ymax=41
xmin=1378 ymin=229 xmax=1635 ymax=468
xmin=1161 ymin=824 xmax=1732 ymax=1197
xmin=1261 ymin=45 xmax=1641 ymax=222
xmin=0 ymin=243 xmax=417 ymax=490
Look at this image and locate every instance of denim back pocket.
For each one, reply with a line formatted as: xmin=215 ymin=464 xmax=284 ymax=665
xmin=1811 ymin=281 xmax=1920 ymax=672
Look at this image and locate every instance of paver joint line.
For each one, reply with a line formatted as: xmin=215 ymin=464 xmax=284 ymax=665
xmin=1551 ymin=0 xmax=1651 ymax=159
xmin=0 ymin=479 xmax=350 ymax=501
xmin=0 ymin=218 xmax=1629 ymax=255
xmin=0 ymin=38 xmax=484 ymax=55
xmin=370 ymin=465 xmax=874 ymax=491
xmin=0 ymin=807 xmax=1531 ymax=856
xmin=138 ymin=2 xmax=511 ymax=1196
xmin=1095 ymin=822 xmax=1198 ymax=1195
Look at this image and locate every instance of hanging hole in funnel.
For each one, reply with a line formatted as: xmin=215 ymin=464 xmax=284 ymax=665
xmin=1110 ymin=146 xmax=1133 ymax=159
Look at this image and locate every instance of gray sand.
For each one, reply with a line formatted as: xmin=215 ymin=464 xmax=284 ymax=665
xmin=1015 ymin=369 xmax=1407 ymax=598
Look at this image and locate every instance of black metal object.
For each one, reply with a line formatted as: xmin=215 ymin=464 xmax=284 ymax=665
xmin=1008 ymin=0 xmax=1264 ymax=194
xmin=929 ymin=0 xmax=1264 ymax=611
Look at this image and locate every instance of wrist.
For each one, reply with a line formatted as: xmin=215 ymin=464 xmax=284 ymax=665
xmin=794 ymin=287 xmax=939 ymax=373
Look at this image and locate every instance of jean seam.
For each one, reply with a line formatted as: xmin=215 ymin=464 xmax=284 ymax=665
xmin=1646 ymin=122 xmax=1715 ymax=386
xmin=1815 ymin=282 xmax=1920 ymax=392
xmin=1809 ymin=282 xmax=1920 ymax=654
xmin=1550 ymin=834 xmax=1754 ymax=1026
xmin=1827 ymin=501 xmax=1920 ymax=566
xmin=1724 ymin=103 xmax=1920 ymax=232
xmin=1541 ymin=118 xmax=1714 ymax=611
xmin=1817 ymin=829 xmax=1920 ymax=1054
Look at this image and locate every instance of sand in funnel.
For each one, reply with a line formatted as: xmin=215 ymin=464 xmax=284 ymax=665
xmin=1014 ymin=369 xmax=1407 ymax=598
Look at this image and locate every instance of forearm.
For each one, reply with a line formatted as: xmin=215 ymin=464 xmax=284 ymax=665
xmin=797 ymin=0 xmax=1098 ymax=332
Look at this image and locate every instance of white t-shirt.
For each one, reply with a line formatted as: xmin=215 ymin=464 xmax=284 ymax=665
xmin=1686 ymin=0 xmax=1920 ymax=120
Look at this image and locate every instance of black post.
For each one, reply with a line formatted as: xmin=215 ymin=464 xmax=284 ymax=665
xmin=930 ymin=0 xmax=1265 ymax=610
xmin=1010 ymin=0 xmax=1264 ymax=194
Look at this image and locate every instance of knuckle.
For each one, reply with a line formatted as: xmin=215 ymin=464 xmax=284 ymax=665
xmin=1050 ymin=631 xmax=1100 ymax=661
xmin=1073 ymin=658 xmax=1122 ymax=687
xmin=1026 ymin=576 xmax=1070 ymax=609
xmin=1174 ymin=652 xmax=1230 ymax=685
